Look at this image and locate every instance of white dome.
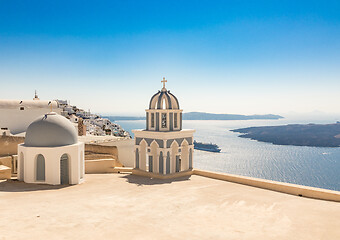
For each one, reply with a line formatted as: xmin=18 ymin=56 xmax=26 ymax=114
xmin=25 ymin=112 xmax=78 ymax=147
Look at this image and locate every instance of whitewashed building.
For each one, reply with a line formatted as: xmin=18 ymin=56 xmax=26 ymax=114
xmin=17 ymin=112 xmax=84 ymax=185
xmin=0 ymin=92 xmax=60 ymax=134
xmin=132 ymin=78 xmax=195 ymax=175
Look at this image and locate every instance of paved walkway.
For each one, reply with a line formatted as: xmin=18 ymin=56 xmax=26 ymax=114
xmin=0 ymin=174 xmax=339 ymax=240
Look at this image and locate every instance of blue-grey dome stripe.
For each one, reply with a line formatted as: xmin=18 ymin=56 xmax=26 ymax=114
xmin=168 ymin=92 xmax=180 ymax=109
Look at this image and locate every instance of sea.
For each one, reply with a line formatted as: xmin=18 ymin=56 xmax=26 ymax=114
xmin=111 ymin=117 xmax=340 ymax=191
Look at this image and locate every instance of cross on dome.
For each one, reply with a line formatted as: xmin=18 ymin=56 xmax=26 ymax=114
xmin=161 ymin=77 xmax=167 ymax=89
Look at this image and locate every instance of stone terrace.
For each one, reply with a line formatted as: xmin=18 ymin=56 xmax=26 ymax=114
xmin=0 ymin=174 xmax=339 ymax=240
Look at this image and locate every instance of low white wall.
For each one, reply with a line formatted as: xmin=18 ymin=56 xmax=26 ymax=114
xmin=193 ymin=169 xmax=340 ymax=202
xmin=108 ymin=139 xmax=135 ymax=167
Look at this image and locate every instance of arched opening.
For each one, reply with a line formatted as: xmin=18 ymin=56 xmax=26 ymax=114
xmin=150 ymin=141 xmax=158 ymax=173
xmin=135 ymin=148 xmax=140 ymax=168
xmin=36 ymin=154 xmax=45 ymax=181
xmin=19 ymin=152 xmax=24 ymax=181
xmin=171 ymin=141 xmax=179 ymax=173
xmin=60 ymin=154 xmax=69 ymax=184
xmin=159 ymin=151 xmax=164 ymax=174
xmin=148 ymin=155 xmax=153 ymax=172
xmin=162 ymin=98 xmax=166 ymax=109
xmin=166 ymin=152 xmax=170 ymax=174
xmin=80 ymin=151 xmax=84 ymax=179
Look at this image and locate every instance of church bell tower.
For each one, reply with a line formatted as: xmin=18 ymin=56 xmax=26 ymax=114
xmin=132 ymin=78 xmax=195 ymax=177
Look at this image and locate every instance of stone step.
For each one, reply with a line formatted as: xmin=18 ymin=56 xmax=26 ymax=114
xmin=85 ymin=158 xmax=123 ymax=174
xmin=0 ymin=165 xmax=11 ymax=180
xmin=85 ymin=154 xmax=115 ymax=160
xmin=112 ymin=167 xmax=133 ymax=174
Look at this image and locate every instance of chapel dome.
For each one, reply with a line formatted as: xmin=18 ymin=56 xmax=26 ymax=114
xmin=25 ymin=112 xmax=78 ymax=147
xmin=149 ymin=88 xmax=180 ymax=110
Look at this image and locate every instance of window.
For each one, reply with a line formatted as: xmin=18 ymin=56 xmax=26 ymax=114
xmin=174 ymin=113 xmax=178 ymax=128
xmin=20 ymin=107 xmax=24 ymax=110
xmin=161 ymin=113 xmax=167 ymax=128
xmin=151 ymin=113 xmax=155 ymax=128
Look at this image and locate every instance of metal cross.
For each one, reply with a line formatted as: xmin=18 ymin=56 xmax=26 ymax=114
xmin=161 ymin=77 xmax=167 ymax=88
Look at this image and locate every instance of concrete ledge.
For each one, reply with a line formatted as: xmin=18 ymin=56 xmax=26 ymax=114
xmin=0 ymin=165 xmax=11 ymax=180
xmin=112 ymin=167 xmax=133 ymax=174
xmin=132 ymin=168 xmax=193 ymax=179
xmin=193 ymin=169 xmax=340 ymax=202
xmin=85 ymin=159 xmax=116 ymax=174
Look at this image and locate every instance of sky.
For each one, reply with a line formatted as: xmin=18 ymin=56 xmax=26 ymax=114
xmin=0 ymin=0 xmax=340 ymax=116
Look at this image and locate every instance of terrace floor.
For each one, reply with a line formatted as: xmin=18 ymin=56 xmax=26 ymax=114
xmin=0 ymin=174 xmax=339 ymax=240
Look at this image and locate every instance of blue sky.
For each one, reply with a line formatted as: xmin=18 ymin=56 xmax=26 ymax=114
xmin=1 ymin=0 xmax=340 ymax=115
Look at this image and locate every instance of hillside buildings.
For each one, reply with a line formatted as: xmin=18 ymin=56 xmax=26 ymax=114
xmin=0 ymin=92 xmax=130 ymax=138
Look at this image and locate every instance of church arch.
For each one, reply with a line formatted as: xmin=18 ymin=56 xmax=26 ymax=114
xmin=171 ymin=140 xmax=179 ymax=173
xmin=159 ymin=151 xmax=164 ymax=174
xmin=135 ymin=148 xmax=140 ymax=168
xmin=166 ymin=152 xmax=170 ymax=174
xmin=60 ymin=153 xmax=70 ymax=184
xmin=150 ymin=141 xmax=159 ymax=173
xmin=36 ymin=154 xmax=45 ymax=181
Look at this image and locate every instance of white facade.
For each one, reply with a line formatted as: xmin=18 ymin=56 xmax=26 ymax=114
xmin=0 ymin=99 xmax=60 ymax=134
xmin=18 ymin=143 xmax=84 ymax=185
xmin=17 ymin=112 xmax=84 ymax=185
xmin=132 ymin=78 xmax=195 ymax=175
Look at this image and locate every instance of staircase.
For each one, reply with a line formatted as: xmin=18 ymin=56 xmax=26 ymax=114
xmin=85 ymin=152 xmax=123 ymax=174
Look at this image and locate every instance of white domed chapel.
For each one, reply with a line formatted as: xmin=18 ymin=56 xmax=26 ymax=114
xmin=18 ymin=112 xmax=85 ymax=185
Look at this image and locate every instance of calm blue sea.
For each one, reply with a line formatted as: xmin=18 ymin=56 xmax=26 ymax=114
xmin=113 ymin=118 xmax=340 ymax=191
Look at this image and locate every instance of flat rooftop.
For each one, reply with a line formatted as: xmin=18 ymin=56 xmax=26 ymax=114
xmin=0 ymin=174 xmax=339 ymax=240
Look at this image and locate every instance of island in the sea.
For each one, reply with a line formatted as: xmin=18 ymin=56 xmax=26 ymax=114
xmin=107 ymin=112 xmax=284 ymax=121
xmin=231 ymin=122 xmax=340 ymax=147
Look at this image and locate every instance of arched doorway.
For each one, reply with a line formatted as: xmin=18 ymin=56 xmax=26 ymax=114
xmin=166 ymin=152 xmax=170 ymax=174
xmin=171 ymin=141 xmax=179 ymax=173
xmin=60 ymin=154 xmax=69 ymax=184
xmin=36 ymin=154 xmax=45 ymax=181
xmin=135 ymin=148 xmax=140 ymax=168
xmin=159 ymin=151 xmax=164 ymax=174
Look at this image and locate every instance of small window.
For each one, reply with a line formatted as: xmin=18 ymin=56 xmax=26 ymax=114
xmin=20 ymin=107 xmax=24 ymax=110
xmin=161 ymin=113 xmax=167 ymax=128
xmin=151 ymin=113 xmax=155 ymax=128
xmin=174 ymin=113 xmax=178 ymax=128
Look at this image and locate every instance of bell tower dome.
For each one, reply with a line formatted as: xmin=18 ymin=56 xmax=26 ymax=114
xmin=146 ymin=77 xmax=182 ymax=131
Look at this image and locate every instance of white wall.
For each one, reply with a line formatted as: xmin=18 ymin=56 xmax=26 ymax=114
xmin=0 ymin=101 xmax=61 ymax=134
xmin=18 ymin=142 xmax=84 ymax=185
xmin=112 ymin=139 xmax=135 ymax=167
